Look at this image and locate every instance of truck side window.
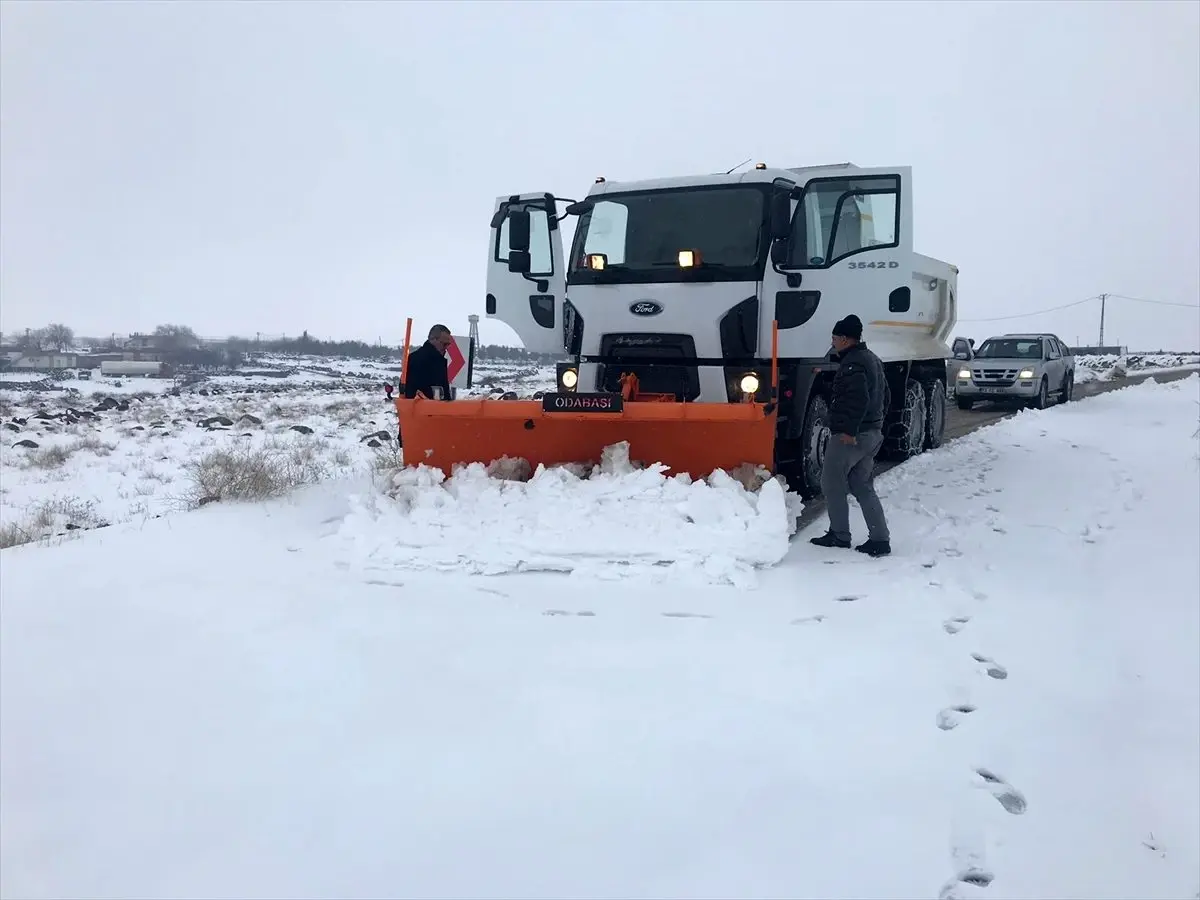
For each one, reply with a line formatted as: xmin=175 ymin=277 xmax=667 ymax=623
xmin=496 ymin=208 xmax=554 ymax=277
xmin=789 ymin=174 xmax=900 ymax=268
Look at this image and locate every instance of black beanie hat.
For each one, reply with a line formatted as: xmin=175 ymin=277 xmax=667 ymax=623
xmin=833 ymin=314 xmax=863 ymax=340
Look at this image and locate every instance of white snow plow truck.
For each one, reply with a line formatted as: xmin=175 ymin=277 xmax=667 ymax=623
xmin=399 ymin=162 xmax=958 ymax=501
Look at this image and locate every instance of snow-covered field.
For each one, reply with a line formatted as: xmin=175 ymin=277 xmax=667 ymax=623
xmin=0 ymin=357 xmax=555 ymax=546
xmin=2 ymin=375 xmax=1197 ymax=899
xmin=1075 ymin=352 xmax=1200 ymax=383
xmin=3 ymin=351 xmax=1195 ymax=547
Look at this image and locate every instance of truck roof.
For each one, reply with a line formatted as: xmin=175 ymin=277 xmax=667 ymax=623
xmin=586 ymin=162 xmax=865 ymax=196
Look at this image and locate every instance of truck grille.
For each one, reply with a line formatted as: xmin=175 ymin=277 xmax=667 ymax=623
xmin=973 ymin=367 xmax=1018 ymax=386
xmin=596 ymin=334 xmax=700 ymax=400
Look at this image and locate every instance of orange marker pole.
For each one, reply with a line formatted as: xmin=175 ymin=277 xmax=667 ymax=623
xmin=771 ymin=318 xmax=779 ymax=392
xmin=400 ymin=317 xmax=413 ymax=386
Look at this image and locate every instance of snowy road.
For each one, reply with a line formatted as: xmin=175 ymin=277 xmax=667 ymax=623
xmin=797 ymin=365 xmax=1199 ymax=530
xmin=2 ymin=376 xmax=1198 ymax=900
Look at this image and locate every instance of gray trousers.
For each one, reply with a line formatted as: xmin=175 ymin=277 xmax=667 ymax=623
xmin=821 ymin=428 xmax=890 ymax=542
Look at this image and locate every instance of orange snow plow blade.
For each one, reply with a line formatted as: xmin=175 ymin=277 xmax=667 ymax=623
xmin=396 ymin=392 xmax=777 ymax=479
xmin=395 ymin=319 xmax=781 ymax=480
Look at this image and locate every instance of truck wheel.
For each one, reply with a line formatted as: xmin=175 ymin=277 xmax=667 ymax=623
xmin=884 ymin=378 xmax=928 ymax=461
xmin=957 ymin=397 xmax=974 ymax=411
xmin=797 ymin=391 xmax=830 ymax=501
xmin=923 ymin=379 xmax=947 ymax=449
xmin=1061 ymin=371 xmax=1074 ymax=402
xmin=1031 ymin=377 xmax=1049 ymax=409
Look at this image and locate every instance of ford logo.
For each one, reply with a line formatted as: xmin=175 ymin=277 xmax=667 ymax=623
xmin=629 ymin=300 xmax=663 ymax=317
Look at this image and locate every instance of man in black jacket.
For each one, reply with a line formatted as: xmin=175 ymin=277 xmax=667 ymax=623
xmin=403 ymin=324 xmax=454 ymax=400
xmin=810 ymin=314 xmax=892 ymax=557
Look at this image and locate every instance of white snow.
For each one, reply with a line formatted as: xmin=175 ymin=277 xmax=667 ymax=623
xmin=0 ymin=357 xmax=558 ymax=544
xmin=338 ymin=442 xmax=802 ymax=587
xmin=1 ymin=375 xmax=1198 ymax=900
xmin=1074 ymin=353 xmax=1199 ymax=383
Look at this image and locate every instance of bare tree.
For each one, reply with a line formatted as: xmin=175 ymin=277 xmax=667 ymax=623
xmin=42 ymin=323 xmax=74 ymax=351
xmin=18 ymin=328 xmax=46 ymax=350
xmin=153 ymin=324 xmax=200 ymax=352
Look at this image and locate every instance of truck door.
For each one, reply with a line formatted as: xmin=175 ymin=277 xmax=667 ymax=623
xmin=486 ymin=193 xmax=567 ymax=355
xmin=780 ymin=167 xmax=913 ymax=351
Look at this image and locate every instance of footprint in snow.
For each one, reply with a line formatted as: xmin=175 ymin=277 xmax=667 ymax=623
xmin=661 ymin=611 xmax=712 ymax=619
xmin=938 ymin=868 xmax=995 ymax=899
xmin=939 ymin=829 xmax=993 ymax=899
xmin=791 ymin=614 xmax=826 ymax=625
xmin=971 ymin=653 xmax=1008 ymax=680
xmin=543 ymin=609 xmax=596 ymax=617
xmin=943 ymin=616 xmax=970 ymax=635
xmin=974 ymin=767 xmax=1027 ymax=815
xmin=937 ymin=705 xmax=977 ymax=731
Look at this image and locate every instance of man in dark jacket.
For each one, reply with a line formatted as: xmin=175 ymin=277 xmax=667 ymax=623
xmin=810 ymin=314 xmax=892 ymax=557
xmin=403 ymin=324 xmax=453 ymax=400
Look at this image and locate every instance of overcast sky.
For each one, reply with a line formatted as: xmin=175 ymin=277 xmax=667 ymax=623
xmin=2 ymin=0 xmax=1197 ymax=350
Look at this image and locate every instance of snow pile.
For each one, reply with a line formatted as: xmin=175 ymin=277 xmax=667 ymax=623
xmin=336 ymin=441 xmax=803 ymax=586
xmin=1075 ymin=352 xmax=1199 ymax=383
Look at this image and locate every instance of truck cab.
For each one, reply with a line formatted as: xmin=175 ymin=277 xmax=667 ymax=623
xmin=485 ymin=163 xmax=957 ymax=498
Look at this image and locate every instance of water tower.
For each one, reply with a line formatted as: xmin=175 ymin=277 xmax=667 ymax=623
xmin=468 ymin=314 xmax=480 ymax=354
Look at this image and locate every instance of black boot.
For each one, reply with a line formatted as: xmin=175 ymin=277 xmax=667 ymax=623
xmin=810 ymin=531 xmax=851 ymax=549
xmin=855 ymin=539 xmax=891 ymax=557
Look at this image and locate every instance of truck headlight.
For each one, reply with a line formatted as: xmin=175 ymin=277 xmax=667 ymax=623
xmin=739 ymin=373 xmax=760 ymax=394
xmin=556 ymin=363 xmax=579 ymax=391
xmin=1018 ymin=369 xmax=1034 ymax=379
xmin=957 ymin=368 xmax=971 ymax=379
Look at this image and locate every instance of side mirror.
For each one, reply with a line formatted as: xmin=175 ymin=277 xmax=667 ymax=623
xmin=507 ymin=250 xmax=532 ymax=274
xmin=564 ymin=200 xmax=594 ymax=217
xmin=508 ymin=209 xmax=531 ymax=253
xmin=953 ymin=352 xmax=968 ymax=360
xmin=769 ymin=192 xmax=791 ymax=240
xmin=770 ymin=239 xmax=789 ymax=266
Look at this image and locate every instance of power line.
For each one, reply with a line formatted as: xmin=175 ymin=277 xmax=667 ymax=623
xmin=1106 ymin=293 xmax=1199 ymax=309
xmin=959 ymin=295 xmax=1098 ymax=323
xmin=959 ymin=292 xmax=1200 ymax=323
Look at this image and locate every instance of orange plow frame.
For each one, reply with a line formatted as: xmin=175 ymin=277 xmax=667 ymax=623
xmin=394 ymin=319 xmax=782 ymax=480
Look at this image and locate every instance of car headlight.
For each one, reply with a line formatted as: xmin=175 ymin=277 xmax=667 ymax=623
xmin=561 ymin=368 xmax=578 ymax=389
xmin=739 ymin=373 xmax=760 ymax=394
xmin=957 ymin=368 xmax=971 ymax=379
xmin=1018 ymin=369 xmax=1034 ymax=379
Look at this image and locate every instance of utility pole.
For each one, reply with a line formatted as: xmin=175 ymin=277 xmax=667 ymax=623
xmin=1098 ymin=293 xmax=1107 ymax=347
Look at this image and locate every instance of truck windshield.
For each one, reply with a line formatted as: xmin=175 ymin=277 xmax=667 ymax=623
xmin=568 ymin=186 xmax=767 ymax=284
xmin=975 ymin=339 xmax=1043 ymax=359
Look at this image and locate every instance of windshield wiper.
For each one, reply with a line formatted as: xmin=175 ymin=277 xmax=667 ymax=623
xmin=647 ymin=260 xmax=744 ymax=280
xmin=649 ymin=260 xmax=741 ymax=270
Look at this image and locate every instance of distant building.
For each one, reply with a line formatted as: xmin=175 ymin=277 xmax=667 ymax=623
xmin=9 ymin=353 xmax=80 ymax=371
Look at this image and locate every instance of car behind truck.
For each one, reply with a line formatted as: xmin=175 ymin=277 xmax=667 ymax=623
xmin=954 ymin=333 xmax=1076 ymax=410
